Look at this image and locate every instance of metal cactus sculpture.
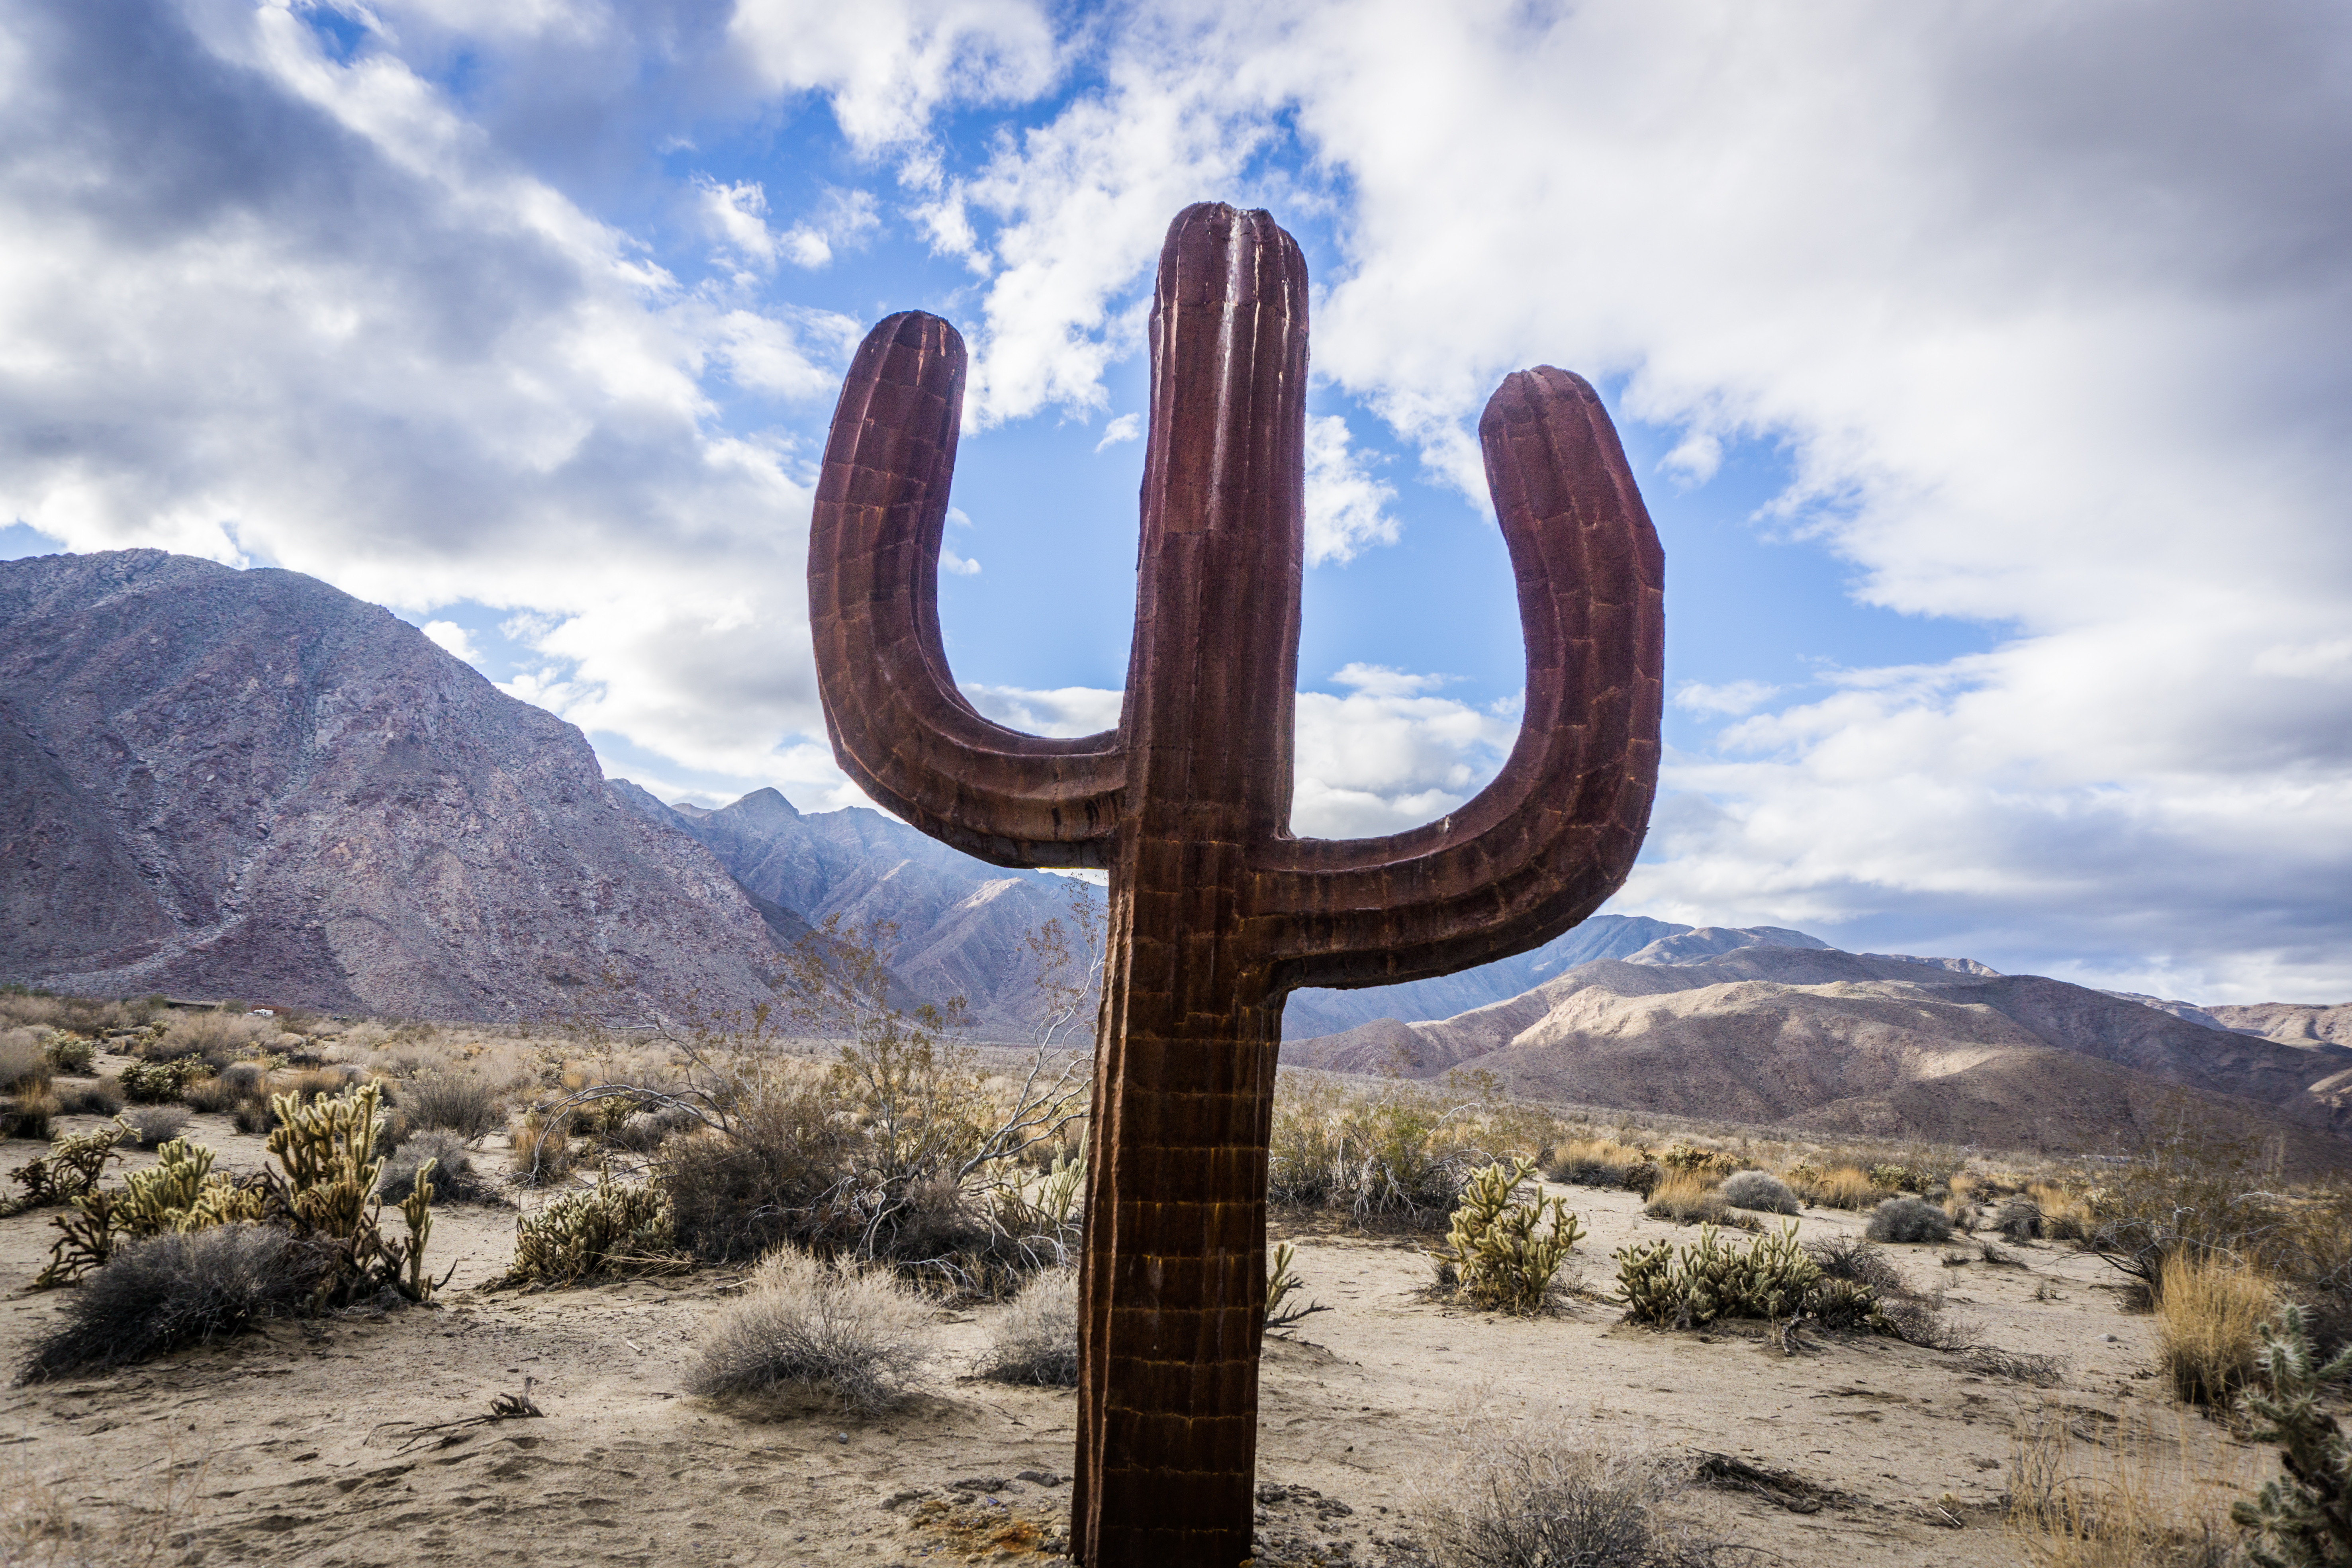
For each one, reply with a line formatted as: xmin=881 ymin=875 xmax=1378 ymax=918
xmin=809 ymin=203 xmax=1663 ymax=1566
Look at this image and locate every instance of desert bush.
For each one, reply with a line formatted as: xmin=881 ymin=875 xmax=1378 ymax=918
xmin=2009 ymin=1402 xmax=2258 ymax=1568
xmin=0 ymin=1031 xmax=51 ymax=1094
xmin=501 ymin=1177 xmax=679 ymax=1287
xmin=659 ymin=1088 xmax=852 ymax=1261
xmin=1418 ymin=1442 xmax=1743 ymax=1568
xmin=1617 ymin=1222 xmax=1835 ymax=1330
xmin=1785 ymin=1164 xmax=1879 ymax=1210
xmin=611 ymin=1104 xmax=700 ymax=1153
xmin=53 ymin=1077 xmax=124 ymax=1118
xmin=5 ymin=1125 xmax=127 ymax=1210
xmin=2229 ymin=1304 xmax=2352 ymax=1568
xmin=1866 ymin=1197 xmax=1955 ymax=1245
xmin=978 ymin=1265 xmax=1078 ymax=1387
xmin=119 ymin=1105 xmax=190 ymax=1150
xmin=117 ymin=1058 xmax=208 ymax=1105
xmin=152 ymin=1011 xmax=276 ymax=1067
xmin=1645 ymin=1171 xmax=1747 ymax=1229
xmin=382 ymin=1130 xmax=497 ymax=1206
xmin=398 ymin=1074 xmax=503 ymax=1141
xmin=1998 ymin=1195 xmax=2048 ymax=1242
xmin=509 ymin=1109 xmax=576 ymax=1186
xmin=685 ymin=1247 xmax=933 ymax=1415
xmin=2 ymin=1091 xmax=57 ymax=1140
xmin=1721 ymin=1170 xmax=1801 ymax=1215
xmin=180 ymin=1074 xmax=242 ymax=1115
xmin=2156 ymin=1253 xmax=2274 ymax=1406
xmin=1443 ymin=1159 xmax=1585 ymax=1314
xmin=20 ymin=1225 xmax=305 ymax=1381
xmin=1805 ymin=1234 xmax=1907 ymax=1296
xmin=41 ymin=1034 xmax=94 ymax=1076
xmin=1266 ymin=1081 xmax=1473 ymax=1227
xmin=1658 ymin=1144 xmax=1739 ymax=1182
xmin=2030 ymin=1181 xmax=2095 ymax=1242
xmin=35 ymin=1084 xmax=439 ymax=1308
xmin=1543 ymin=1137 xmax=1649 ymax=1191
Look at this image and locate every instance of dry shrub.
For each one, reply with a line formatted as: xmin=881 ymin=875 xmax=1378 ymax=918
xmin=152 ymin=1012 xmax=276 ymax=1066
xmin=1720 ymin=1170 xmax=1800 ymax=1215
xmin=381 ymin=1130 xmax=498 ymax=1206
xmin=2031 ymin=1181 xmax=2095 ymax=1242
xmin=397 ymin=1074 xmax=504 ymax=1141
xmin=41 ymin=1033 xmax=95 ymax=1076
xmin=53 ymin=1079 xmax=123 ymax=1118
xmin=660 ymin=1086 xmax=856 ymax=1261
xmin=20 ymin=1225 xmax=304 ymax=1381
xmin=1417 ymin=1441 xmax=1755 ymax=1568
xmin=1866 ymin=1196 xmax=1955 ymax=1245
xmin=2007 ymin=1402 xmax=2256 ymax=1568
xmin=2156 ymin=1253 xmax=2274 ymax=1406
xmin=1644 ymin=1172 xmax=1747 ymax=1229
xmin=979 ymin=1265 xmax=1078 ymax=1386
xmin=508 ymin=1110 xmax=576 ymax=1186
xmin=1805 ymin=1234 xmax=1907 ymax=1295
xmin=4 ymin=1091 xmax=58 ymax=1141
xmin=686 ymin=1248 xmax=934 ymax=1415
xmin=119 ymin=1106 xmax=190 ymax=1150
xmin=1786 ymin=1165 xmax=1878 ymax=1210
xmin=0 ymin=1032 xmax=52 ymax=1094
xmin=1267 ymin=1080 xmax=1470 ymax=1227
xmin=1545 ymin=1137 xmax=1649 ymax=1191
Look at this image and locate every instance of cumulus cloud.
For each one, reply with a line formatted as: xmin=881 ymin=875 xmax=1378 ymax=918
xmin=1673 ymin=680 xmax=1781 ymax=718
xmin=421 ymin=620 xmax=481 ymax=662
xmin=1302 ymin=415 xmax=1400 ymax=566
xmin=1093 ymin=412 xmax=1141 ymax=451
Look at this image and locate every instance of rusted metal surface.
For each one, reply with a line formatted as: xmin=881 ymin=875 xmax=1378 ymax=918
xmin=809 ymin=202 xmax=1663 ymax=1566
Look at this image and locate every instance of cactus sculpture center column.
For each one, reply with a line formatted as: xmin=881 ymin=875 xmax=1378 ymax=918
xmin=808 ymin=204 xmax=1664 ymax=1566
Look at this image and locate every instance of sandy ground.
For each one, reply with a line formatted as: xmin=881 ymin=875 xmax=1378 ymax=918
xmin=0 ymin=1094 xmax=2274 ymax=1568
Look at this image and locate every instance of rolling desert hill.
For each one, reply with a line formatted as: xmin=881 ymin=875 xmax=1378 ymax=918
xmin=0 ymin=550 xmax=784 ymax=1020
xmin=1287 ymin=942 xmax=2352 ymax=1170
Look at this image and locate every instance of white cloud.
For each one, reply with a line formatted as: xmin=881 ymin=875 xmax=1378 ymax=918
xmin=779 ymin=186 xmax=881 ymax=269
xmin=421 ymin=619 xmax=481 ymax=662
xmin=1673 ymin=680 xmax=1781 ymax=718
xmin=964 ymin=671 xmax=1517 ymax=840
xmin=940 ymin=545 xmax=981 ymax=576
xmin=1302 ymin=415 xmax=1400 ymax=566
xmin=727 ymin=0 xmax=1061 ymax=153
xmin=1093 ymin=412 xmax=1141 ymax=452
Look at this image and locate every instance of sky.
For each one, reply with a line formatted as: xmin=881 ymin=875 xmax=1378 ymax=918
xmin=2 ymin=0 xmax=2348 ymax=1003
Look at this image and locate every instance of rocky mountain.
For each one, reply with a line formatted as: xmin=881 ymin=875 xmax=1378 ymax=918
xmin=1286 ymin=942 xmax=2352 ymax=1170
xmin=0 ymin=550 xmax=782 ymax=1020
xmin=2203 ymin=1001 xmax=2352 ymax=1049
xmin=1279 ymin=914 xmax=1689 ymax=1038
xmin=608 ymin=781 xmax=1099 ymax=1040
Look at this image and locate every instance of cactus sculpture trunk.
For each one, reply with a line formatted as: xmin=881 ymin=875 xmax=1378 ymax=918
xmin=809 ymin=203 xmax=1664 ymax=1566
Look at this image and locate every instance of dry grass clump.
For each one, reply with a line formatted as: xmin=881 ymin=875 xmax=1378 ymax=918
xmin=1805 ymin=1233 xmax=1908 ymax=1296
xmin=978 ymin=1265 xmax=1078 ymax=1387
xmin=381 ymin=1130 xmax=498 ymax=1206
xmin=1720 ymin=1170 xmax=1800 ymax=1215
xmin=508 ymin=1110 xmax=576 ymax=1186
xmin=1267 ymin=1078 xmax=1473 ymax=1227
xmin=395 ymin=1073 xmax=504 ymax=1141
xmin=20 ymin=1225 xmax=304 ymax=1381
xmin=152 ymin=1011 xmax=278 ymax=1066
xmin=52 ymin=1079 xmax=123 ymax=1118
xmin=1417 ymin=1441 xmax=1753 ymax=1568
xmin=685 ymin=1248 xmax=934 ymax=1415
xmin=1866 ymin=1196 xmax=1955 ymax=1245
xmin=1543 ymin=1137 xmax=1653 ymax=1192
xmin=3 ymin=1090 xmax=59 ymax=1141
xmin=1785 ymin=1164 xmax=1879 ymax=1209
xmin=1644 ymin=1171 xmax=1749 ymax=1229
xmin=0 ymin=1030 xmax=55 ymax=1093
xmin=2156 ymin=1253 xmax=2274 ymax=1406
xmin=2006 ymin=1402 xmax=2257 ymax=1567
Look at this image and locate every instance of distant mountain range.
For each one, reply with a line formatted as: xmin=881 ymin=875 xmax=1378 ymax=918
xmin=6 ymin=549 xmax=2346 ymax=1166
xmin=1286 ymin=933 xmax=2352 ymax=1171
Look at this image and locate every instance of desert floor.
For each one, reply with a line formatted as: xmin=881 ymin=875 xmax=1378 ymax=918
xmin=0 ymin=1092 xmax=2274 ymax=1568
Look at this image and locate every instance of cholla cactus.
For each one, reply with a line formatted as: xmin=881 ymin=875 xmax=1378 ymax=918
xmin=266 ymin=1082 xmax=387 ymax=1241
xmin=1445 ymin=1159 xmax=1586 ymax=1314
xmin=501 ymin=1177 xmax=678 ymax=1288
xmin=2230 ymin=1304 xmax=2352 ymax=1568
xmin=1614 ymin=1221 xmax=1827 ymax=1329
xmin=7 ymin=1122 xmax=127 ymax=1209
xmin=34 ymin=1135 xmax=264 ymax=1285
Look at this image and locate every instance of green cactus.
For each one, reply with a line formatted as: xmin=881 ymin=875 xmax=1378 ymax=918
xmin=1614 ymin=1221 xmax=1852 ymax=1330
xmin=500 ymin=1177 xmax=678 ymax=1288
xmin=35 ymin=1135 xmax=263 ymax=1286
xmin=2229 ymin=1304 xmax=2352 ymax=1568
xmin=1444 ymin=1159 xmax=1586 ymax=1314
xmin=7 ymin=1123 xmax=128 ymax=1210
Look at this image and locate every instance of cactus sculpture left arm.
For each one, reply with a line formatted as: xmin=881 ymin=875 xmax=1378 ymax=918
xmin=808 ymin=202 xmax=1662 ymax=1568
